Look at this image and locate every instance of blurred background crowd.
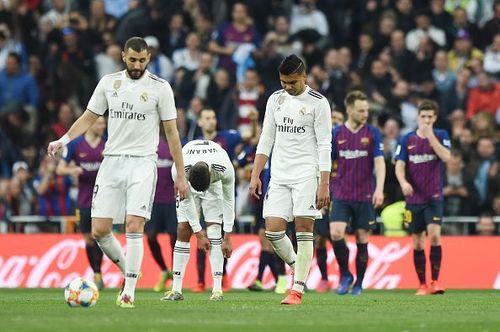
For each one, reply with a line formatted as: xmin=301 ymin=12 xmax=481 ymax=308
xmin=0 ymin=0 xmax=498 ymax=235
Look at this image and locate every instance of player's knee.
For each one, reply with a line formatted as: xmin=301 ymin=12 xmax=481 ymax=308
xmin=330 ymin=229 xmax=344 ymax=241
xmin=125 ymin=216 xmax=145 ymax=233
xmin=91 ymin=227 xmax=109 ymax=240
xmin=83 ymin=233 xmax=94 ymax=245
xmin=177 ymin=222 xmax=192 ymax=241
xmin=429 ymin=233 xmax=441 ymax=245
xmin=207 ymin=224 xmax=222 ymax=241
xmin=315 ymin=235 xmax=326 ymax=248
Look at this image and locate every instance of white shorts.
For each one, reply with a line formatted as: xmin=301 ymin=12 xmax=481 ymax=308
xmin=263 ymin=178 xmax=319 ymax=222
xmin=91 ymin=155 xmax=157 ymax=223
xmin=177 ymin=181 xmax=223 ymax=225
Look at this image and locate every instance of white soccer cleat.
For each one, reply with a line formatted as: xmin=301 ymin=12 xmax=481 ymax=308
xmin=210 ymin=291 xmax=224 ymax=301
xmin=160 ymin=290 xmax=184 ymax=301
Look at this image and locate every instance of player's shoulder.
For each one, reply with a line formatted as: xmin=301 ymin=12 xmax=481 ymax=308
xmin=306 ymin=87 xmax=325 ymax=100
xmin=401 ymin=130 xmax=416 ymax=142
xmin=366 ymin=124 xmax=382 ymax=136
xmin=434 ymin=128 xmax=449 ymax=137
xmin=147 ymin=72 xmax=167 ymax=84
xmin=100 ymin=70 xmax=123 ymax=83
xmin=332 ymin=124 xmax=345 ymax=136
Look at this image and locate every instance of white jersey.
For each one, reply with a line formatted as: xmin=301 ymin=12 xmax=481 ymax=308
xmin=256 ymin=86 xmax=332 ymax=184
xmin=86 ymin=69 xmax=176 ymax=157
xmin=172 ymin=140 xmax=235 ymax=232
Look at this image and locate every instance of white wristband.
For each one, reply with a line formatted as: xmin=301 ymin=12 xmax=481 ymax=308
xmin=59 ymin=134 xmax=71 ymax=146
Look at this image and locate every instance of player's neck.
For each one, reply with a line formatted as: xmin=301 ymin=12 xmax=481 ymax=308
xmin=345 ymin=120 xmax=364 ymax=133
xmin=203 ymin=130 xmax=217 ymax=140
xmin=416 ymin=129 xmax=427 ymax=138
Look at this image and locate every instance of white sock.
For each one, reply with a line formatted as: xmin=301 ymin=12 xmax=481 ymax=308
xmin=265 ymin=230 xmax=296 ymax=271
xmin=292 ymin=232 xmax=314 ymax=293
xmin=172 ymin=241 xmax=190 ymax=293
xmin=95 ymin=233 xmax=126 ymax=274
xmin=122 ymin=233 xmax=144 ymax=301
xmin=207 ymin=224 xmax=223 ymax=292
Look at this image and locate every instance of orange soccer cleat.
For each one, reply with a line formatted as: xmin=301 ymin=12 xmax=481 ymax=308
xmin=415 ymin=284 xmax=429 ymax=296
xmin=281 ymin=290 xmax=302 ymax=305
xmin=315 ymin=279 xmax=333 ymax=293
xmin=430 ymin=281 xmax=445 ymax=295
xmin=192 ymin=282 xmax=205 ymax=293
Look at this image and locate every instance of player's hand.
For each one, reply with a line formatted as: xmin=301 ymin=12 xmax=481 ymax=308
xmin=47 ymin=140 xmax=63 ymax=157
xmin=420 ymin=123 xmax=434 ymax=139
xmin=195 ymin=231 xmax=211 ymax=252
xmin=222 ymin=235 xmax=232 ymax=258
xmin=401 ymin=181 xmax=414 ymax=197
xmin=249 ymin=176 xmax=262 ymax=199
xmin=316 ymin=183 xmax=330 ymax=209
xmin=372 ymin=189 xmax=384 ymax=208
xmin=71 ymin=166 xmax=84 ymax=177
xmin=175 ymin=174 xmax=189 ymax=201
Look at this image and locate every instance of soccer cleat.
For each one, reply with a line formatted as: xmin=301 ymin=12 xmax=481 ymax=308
xmin=315 ymin=279 xmax=332 ymax=293
xmin=119 ymin=294 xmax=135 ymax=309
xmin=116 ymin=278 xmax=126 ymax=306
xmin=351 ymin=284 xmax=363 ymax=296
xmin=416 ymin=284 xmax=429 ymax=296
xmin=336 ymin=273 xmax=354 ymax=295
xmin=430 ymin=281 xmax=445 ymax=295
xmin=94 ymin=273 xmax=104 ymax=290
xmin=192 ymin=282 xmax=205 ymax=293
xmin=281 ymin=290 xmax=302 ymax=305
xmin=153 ymin=270 xmax=174 ymax=292
xmin=222 ymin=275 xmax=231 ymax=292
xmin=274 ymin=275 xmax=288 ymax=294
xmin=247 ymin=280 xmax=264 ymax=291
xmin=210 ymin=291 xmax=224 ymax=301
xmin=160 ymin=290 xmax=184 ymax=301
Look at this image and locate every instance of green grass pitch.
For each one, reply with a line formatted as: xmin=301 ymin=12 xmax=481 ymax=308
xmin=0 ymin=289 xmax=498 ymax=332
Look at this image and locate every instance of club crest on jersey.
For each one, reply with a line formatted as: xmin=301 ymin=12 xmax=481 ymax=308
xmin=361 ymin=137 xmax=370 ymax=145
xmin=140 ymin=92 xmax=148 ymax=102
xmin=113 ymin=80 xmax=121 ymax=90
xmin=299 ymin=107 xmax=306 ymax=115
xmin=277 ymin=95 xmax=285 ymax=105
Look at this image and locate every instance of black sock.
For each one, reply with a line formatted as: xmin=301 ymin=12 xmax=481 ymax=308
xmin=169 ymin=233 xmax=177 ymax=266
xmin=430 ymin=245 xmax=442 ymax=281
xmin=333 ymin=239 xmax=350 ymax=276
xmin=85 ymin=242 xmax=101 ymax=273
xmin=93 ymin=241 xmax=103 ymax=273
xmin=147 ymin=233 xmax=167 ymax=271
xmin=197 ymin=248 xmax=206 ymax=284
xmin=267 ymin=251 xmax=278 ymax=281
xmin=355 ymin=243 xmax=368 ymax=287
xmin=413 ymin=249 xmax=426 ymax=285
xmin=256 ymin=251 xmax=267 ymax=281
xmin=316 ymin=247 xmax=328 ymax=280
xmin=223 ymin=258 xmax=227 ymax=276
xmin=275 ymin=255 xmax=286 ymax=276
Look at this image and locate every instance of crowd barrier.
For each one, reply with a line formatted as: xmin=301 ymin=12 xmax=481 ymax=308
xmin=0 ymin=234 xmax=498 ymax=289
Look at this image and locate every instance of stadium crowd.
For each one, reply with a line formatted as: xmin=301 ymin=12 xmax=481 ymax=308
xmin=0 ymin=0 xmax=498 ymax=235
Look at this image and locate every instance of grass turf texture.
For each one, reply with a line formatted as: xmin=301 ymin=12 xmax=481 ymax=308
xmin=0 ymin=289 xmax=498 ymax=332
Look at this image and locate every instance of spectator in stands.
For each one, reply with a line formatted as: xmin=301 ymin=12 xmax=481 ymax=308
xmin=390 ymin=30 xmax=416 ymax=82
xmin=253 ymin=32 xmax=284 ymax=96
xmin=430 ymin=0 xmax=455 ymax=44
xmin=406 ymin=11 xmax=447 ymax=53
xmin=450 ymin=66 xmax=472 ymax=110
xmin=451 ymin=7 xmax=481 ymax=48
xmin=172 ymin=32 xmax=202 ymax=71
xmin=466 ymin=71 xmax=500 ymax=119
xmin=475 ymin=213 xmax=497 ymax=235
xmin=354 ymin=33 xmax=377 ymax=75
xmin=51 ymin=102 xmax=74 ymax=139
xmin=144 ymin=35 xmax=174 ymax=81
xmin=94 ymin=43 xmax=123 ymax=79
xmin=273 ymin=15 xmax=302 ymax=58
xmin=40 ymin=0 xmax=70 ymax=29
xmin=0 ymin=52 xmax=38 ymax=111
xmin=88 ymin=0 xmax=117 ymax=37
xmin=433 ymin=50 xmax=457 ymax=115
xmin=471 ymin=112 xmax=497 ymax=140
xmin=364 ymin=59 xmax=393 ymax=110
xmin=448 ymin=29 xmax=483 ymax=72
xmin=206 ymin=68 xmax=236 ymax=123
xmin=289 ymin=0 xmax=329 ymax=38
xmin=191 ymin=52 xmax=215 ymax=100
xmin=394 ymin=0 xmax=416 ymax=33
xmin=483 ymin=33 xmax=500 ymax=79
xmin=482 ymin=2 xmax=500 ymax=47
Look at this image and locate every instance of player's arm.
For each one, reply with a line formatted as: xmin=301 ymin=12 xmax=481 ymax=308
xmin=159 ymin=82 xmax=189 ymax=200
xmin=221 ymin=160 xmax=235 ymax=258
xmin=314 ymin=99 xmax=332 ymax=209
xmin=250 ymin=96 xmax=276 ymax=198
xmin=56 ymin=142 xmax=83 ymax=178
xmin=47 ymin=110 xmax=99 ymax=157
xmin=427 ymin=130 xmax=451 ymax=163
xmin=394 ymin=136 xmax=414 ymax=197
xmin=372 ymin=128 xmax=385 ymax=207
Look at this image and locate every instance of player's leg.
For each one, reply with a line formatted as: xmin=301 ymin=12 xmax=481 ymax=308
xmin=249 ymin=227 xmax=271 ymax=291
xmin=80 ymin=208 xmax=104 ymax=290
xmin=315 ymin=207 xmax=331 ymax=293
xmin=193 ymin=213 xmax=207 ymax=292
xmin=330 ymin=200 xmax=353 ymax=294
xmin=92 ymin=218 xmax=125 ymax=274
xmin=290 ymin=217 xmax=314 ymax=295
xmin=206 ymin=222 xmax=224 ymax=299
xmin=405 ymin=204 xmax=428 ymax=295
xmin=351 ymin=202 xmax=376 ymax=295
xmin=120 ymin=215 xmax=145 ymax=305
xmin=426 ymin=201 xmax=445 ymax=294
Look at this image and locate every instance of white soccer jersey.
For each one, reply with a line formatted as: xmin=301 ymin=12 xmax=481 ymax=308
xmin=256 ymin=86 xmax=332 ymax=184
xmin=172 ymin=140 xmax=235 ymax=232
xmin=86 ymin=69 xmax=176 ymax=157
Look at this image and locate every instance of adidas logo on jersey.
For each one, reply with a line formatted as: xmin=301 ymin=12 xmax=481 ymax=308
xmin=112 ymin=91 xmax=118 ymax=97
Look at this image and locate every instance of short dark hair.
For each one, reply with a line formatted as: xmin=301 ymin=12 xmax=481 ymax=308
xmin=278 ymin=54 xmax=306 ymax=75
xmin=188 ymin=162 xmax=211 ymax=192
xmin=124 ymin=37 xmax=149 ymax=53
xmin=418 ymin=99 xmax=439 ymax=115
xmin=7 ymin=52 xmax=21 ymax=64
xmin=344 ymin=90 xmax=367 ymax=108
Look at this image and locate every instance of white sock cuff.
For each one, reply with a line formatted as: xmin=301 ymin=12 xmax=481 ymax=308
xmin=174 ymin=241 xmax=190 ymax=250
xmin=126 ymin=232 xmax=144 ymax=239
xmin=265 ymin=230 xmax=286 ymax=242
xmin=296 ymin=232 xmax=314 ymax=242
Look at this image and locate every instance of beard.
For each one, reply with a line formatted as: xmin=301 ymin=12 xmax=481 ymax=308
xmin=127 ymin=68 xmax=145 ymax=80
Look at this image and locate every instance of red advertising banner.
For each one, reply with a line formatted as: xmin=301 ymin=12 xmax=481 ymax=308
xmin=0 ymin=235 xmax=498 ymax=289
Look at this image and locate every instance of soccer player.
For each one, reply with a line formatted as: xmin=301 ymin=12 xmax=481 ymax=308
xmin=147 ymin=134 xmax=177 ymax=292
xmin=56 ymin=116 xmax=106 ymax=290
xmin=395 ymin=99 xmax=450 ymax=296
xmin=161 ymin=139 xmax=234 ymax=302
xmin=330 ymin=91 xmax=385 ymax=296
xmin=315 ymin=109 xmax=345 ymax=293
xmin=47 ymin=37 xmax=189 ymax=309
xmin=250 ymin=54 xmax=332 ymax=305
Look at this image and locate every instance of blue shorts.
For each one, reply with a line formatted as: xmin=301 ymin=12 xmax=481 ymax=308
xmin=404 ymin=201 xmax=443 ymax=234
xmin=145 ymin=202 xmax=177 ymax=234
xmin=77 ymin=208 xmax=92 ymax=233
xmin=330 ymin=199 xmax=377 ymax=230
xmin=314 ymin=209 xmax=330 ymax=237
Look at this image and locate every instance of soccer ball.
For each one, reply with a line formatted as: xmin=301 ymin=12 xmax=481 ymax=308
xmin=64 ymin=277 xmax=99 ymax=307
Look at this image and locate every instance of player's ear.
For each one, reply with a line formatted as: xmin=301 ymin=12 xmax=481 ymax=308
xmin=121 ymin=51 xmax=126 ymax=63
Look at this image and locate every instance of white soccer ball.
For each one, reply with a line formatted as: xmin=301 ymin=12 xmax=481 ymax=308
xmin=64 ymin=277 xmax=99 ymax=307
